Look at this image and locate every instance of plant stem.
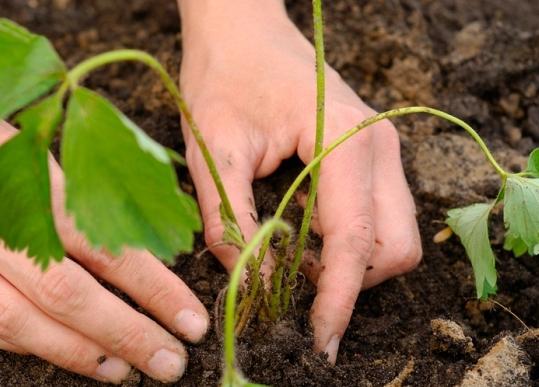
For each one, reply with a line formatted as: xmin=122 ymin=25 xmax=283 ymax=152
xmin=256 ymin=106 xmax=508 ymax=304
xmin=279 ymin=107 xmax=506 ymax=219
xmin=223 ymin=219 xmax=290 ymax=385
xmin=281 ymin=0 xmax=326 ymax=312
xmin=68 ymin=49 xmax=238 ymax=225
xmin=268 ymin=231 xmax=291 ymax=319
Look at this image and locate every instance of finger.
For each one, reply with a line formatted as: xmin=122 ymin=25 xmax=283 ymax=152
xmin=41 ymin=137 xmax=209 ymax=344
xmin=0 ymin=338 xmax=27 ymax=355
xmin=301 ymin=108 xmax=375 ymax=365
xmin=0 ymin=274 xmax=130 ymax=383
xmin=298 ymin=125 xmax=422 ymax=289
xmin=0 ymin=251 xmax=188 ymax=383
xmin=361 ymin=124 xmax=422 ymax=289
xmin=186 ymin=130 xmax=274 ymax=277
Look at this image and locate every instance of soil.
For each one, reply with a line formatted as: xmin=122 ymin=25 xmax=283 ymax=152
xmin=1 ymin=0 xmax=538 ymax=386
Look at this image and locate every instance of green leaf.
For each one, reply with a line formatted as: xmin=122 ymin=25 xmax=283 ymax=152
xmin=0 ymin=18 xmax=66 ymax=119
xmin=526 ymin=148 xmax=539 ymax=176
xmin=503 ymin=175 xmax=539 ymax=255
xmin=446 ymin=203 xmax=497 ymax=299
xmin=62 ymin=87 xmax=201 ymax=262
xmin=503 ymin=232 xmax=528 ymax=257
xmin=0 ymin=94 xmax=64 ymax=268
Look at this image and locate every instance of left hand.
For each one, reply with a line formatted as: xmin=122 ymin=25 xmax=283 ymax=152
xmin=178 ymin=0 xmax=422 ymax=364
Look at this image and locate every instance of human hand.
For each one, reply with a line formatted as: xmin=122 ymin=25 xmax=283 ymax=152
xmin=0 ymin=122 xmax=209 ymax=383
xmin=178 ymin=0 xmax=422 ymax=364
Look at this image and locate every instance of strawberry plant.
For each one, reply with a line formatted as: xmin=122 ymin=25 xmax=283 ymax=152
xmin=0 ymin=0 xmax=538 ymax=385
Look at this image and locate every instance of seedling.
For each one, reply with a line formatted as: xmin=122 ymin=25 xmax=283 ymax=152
xmin=0 ymin=0 xmax=537 ymax=385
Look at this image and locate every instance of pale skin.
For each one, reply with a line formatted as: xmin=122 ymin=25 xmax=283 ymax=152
xmin=0 ymin=0 xmax=421 ymax=383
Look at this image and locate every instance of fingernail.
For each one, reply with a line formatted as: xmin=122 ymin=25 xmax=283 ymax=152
xmin=174 ymin=309 xmax=209 ymax=343
xmin=95 ymin=356 xmax=131 ymax=384
xmin=148 ymin=348 xmax=186 ymax=382
xmin=324 ymin=335 xmax=340 ymax=365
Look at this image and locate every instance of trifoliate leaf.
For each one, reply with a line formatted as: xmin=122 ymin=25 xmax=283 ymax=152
xmin=503 ymin=232 xmax=528 ymax=257
xmin=0 ymin=94 xmax=64 ymax=268
xmin=526 ymin=148 xmax=539 ymax=176
xmin=62 ymin=87 xmax=201 ymax=262
xmin=504 ymin=175 xmax=539 ymax=255
xmin=446 ymin=203 xmax=497 ymax=299
xmin=0 ymin=18 xmax=66 ymax=119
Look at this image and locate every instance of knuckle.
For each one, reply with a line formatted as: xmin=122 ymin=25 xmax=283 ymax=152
xmin=101 ymin=252 xmax=134 ymax=278
xmin=0 ymin=298 xmax=26 ymax=339
xmin=142 ymin=279 xmax=175 ymax=311
xmin=204 ymin=218 xmax=225 ymax=247
xmin=36 ymin=265 xmax=86 ymax=315
xmin=345 ymin=215 xmax=376 ymax=265
xmin=110 ymin=323 xmax=147 ymax=355
xmin=57 ymin=342 xmax=91 ymax=371
xmin=325 ymin=104 xmax=365 ymax=137
xmin=333 ymin=105 xmax=365 ymax=128
xmin=393 ymin=235 xmax=423 ymax=274
xmin=378 ymin=122 xmax=400 ymax=149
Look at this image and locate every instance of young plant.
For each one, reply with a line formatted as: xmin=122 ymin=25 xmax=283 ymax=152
xmin=222 ymin=219 xmax=291 ymax=387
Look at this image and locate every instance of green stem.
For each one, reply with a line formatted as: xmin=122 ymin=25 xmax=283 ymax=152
xmin=282 ymin=0 xmax=326 ymax=312
xmin=68 ymin=49 xmax=238 ymax=225
xmin=248 ymin=0 xmax=328 ymax=321
xmin=223 ymin=219 xmax=290 ymax=385
xmin=257 ymin=106 xmax=508 ymax=302
xmin=268 ymin=231 xmax=291 ymax=319
xmin=279 ymin=106 xmax=507 ymax=220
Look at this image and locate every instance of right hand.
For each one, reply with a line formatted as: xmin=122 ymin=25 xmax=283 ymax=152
xmin=0 ymin=121 xmax=209 ymax=383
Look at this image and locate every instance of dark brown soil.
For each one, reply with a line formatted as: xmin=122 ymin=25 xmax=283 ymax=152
xmin=1 ymin=0 xmax=538 ymax=386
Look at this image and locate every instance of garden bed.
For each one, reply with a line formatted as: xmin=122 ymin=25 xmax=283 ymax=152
xmin=0 ymin=0 xmax=538 ymax=385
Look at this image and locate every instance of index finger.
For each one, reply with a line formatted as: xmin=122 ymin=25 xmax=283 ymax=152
xmin=305 ymin=110 xmax=376 ymax=364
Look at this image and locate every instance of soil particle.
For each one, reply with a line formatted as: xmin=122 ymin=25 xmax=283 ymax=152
xmin=384 ymin=57 xmax=436 ymax=106
xmin=526 ymin=106 xmax=539 ymax=140
xmin=517 ymin=329 xmax=539 ymax=378
xmin=502 ymin=124 xmax=522 ymax=147
xmin=384 ymin=358 xmax=415 ymax=387
xmin=430 ymin=319 xmax=474 ymax=356
xmin=412 ymin=133 xmax=527 ymax=205
xmin=460 ymin=336 xmax=530 ymax=387
xmin=499 ymin=93 xmax=524 ymax=119
xmin=446 ymin=22 xmax=486 ymax=65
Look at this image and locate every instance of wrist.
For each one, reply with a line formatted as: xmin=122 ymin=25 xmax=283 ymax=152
xmin=178 ymin=0 xmax=290 ymax=44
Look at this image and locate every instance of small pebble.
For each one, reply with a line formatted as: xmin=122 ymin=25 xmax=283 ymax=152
xmin=503 ymin=125 xmax=522 ymax=146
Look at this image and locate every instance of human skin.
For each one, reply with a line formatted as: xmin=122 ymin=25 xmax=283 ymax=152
xmin=0 ymin=0 xmax=422 ymax=383
xmin=0 ymin=121 xmax=209 ymax=382
xmin=177 ymin=0 xmax=422 ymax=364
